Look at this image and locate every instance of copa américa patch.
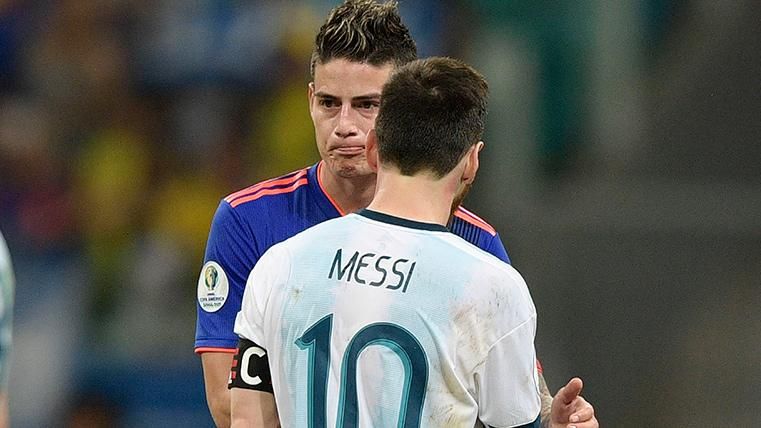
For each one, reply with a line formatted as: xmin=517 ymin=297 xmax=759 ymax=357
xmin=197 ymin=261 xmax=229 ymax=312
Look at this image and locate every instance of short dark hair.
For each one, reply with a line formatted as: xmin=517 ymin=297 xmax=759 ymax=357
xmin=311 ymin=0 xmax=417 ymax=76
xmin=375 ymin=57 xmax=489 ymax=178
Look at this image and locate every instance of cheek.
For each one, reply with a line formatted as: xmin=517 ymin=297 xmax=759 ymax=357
xmin=358 ymin=115 xmax=377 ymax=134
xmin=311 ymin=116 xmax=331 ymax=141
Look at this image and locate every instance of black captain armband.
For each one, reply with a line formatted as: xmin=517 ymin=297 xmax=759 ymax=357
xmin=228 ymin=338 xmax=274 ymax=393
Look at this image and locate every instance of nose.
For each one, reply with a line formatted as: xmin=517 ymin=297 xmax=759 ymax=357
xmin=334 ymin=104 xmax=358 ymax=138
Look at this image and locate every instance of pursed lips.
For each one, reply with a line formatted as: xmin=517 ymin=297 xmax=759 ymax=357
xmin=331 ymin=145 xmax=365 ymax=156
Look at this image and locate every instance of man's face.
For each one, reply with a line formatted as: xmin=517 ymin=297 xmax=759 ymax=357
xmin=309 ymin=58 xmax=394 ymax=179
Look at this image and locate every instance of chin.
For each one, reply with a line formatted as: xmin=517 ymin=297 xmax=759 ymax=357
xmin=330 ymin=158 xmax=374 ymax=178
xmin=336 ymin=166 xmax=374 ymax=179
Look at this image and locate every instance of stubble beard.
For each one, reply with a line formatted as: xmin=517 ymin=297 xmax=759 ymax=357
xmin=450 ymin=181 xmax=473 ymax=219
xmin=329 ymin=155 xmax=374 ymax=179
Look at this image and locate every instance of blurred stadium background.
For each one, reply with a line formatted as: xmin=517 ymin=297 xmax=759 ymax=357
xmin=0 ymin=0 xmax=758 ymax=426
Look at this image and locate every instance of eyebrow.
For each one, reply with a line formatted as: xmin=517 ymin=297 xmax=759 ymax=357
xmin=314 ymin=91 xmax=381 ymax=101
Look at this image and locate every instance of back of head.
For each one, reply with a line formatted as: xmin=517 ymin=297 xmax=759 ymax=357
xmin=375 ymin=57 xmax=489 ymax=178
xmin=311 ymin=0 xmax=417 ymax=76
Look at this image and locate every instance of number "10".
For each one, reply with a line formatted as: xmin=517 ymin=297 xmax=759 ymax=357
xmin=295 ymin=314 xmax=429 ymax=428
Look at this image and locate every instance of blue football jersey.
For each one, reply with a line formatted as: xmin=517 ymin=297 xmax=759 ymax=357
xmin=195 ymin=162 xmax=511 ymax=352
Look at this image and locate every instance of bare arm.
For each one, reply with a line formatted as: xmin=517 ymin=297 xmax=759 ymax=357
xmin=201 ymin=352 xmax=234 ymax=427
xmin=231 ymin=389 xmax=280 ymax=427
xmin=538 ymin=372 xmax=554 ymax=427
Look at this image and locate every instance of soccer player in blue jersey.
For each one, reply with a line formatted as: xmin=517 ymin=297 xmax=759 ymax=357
xmin=231 ymin=56 xmax=542 ymax=427
xmin=196 ymin=1 xmax=597 ymax=427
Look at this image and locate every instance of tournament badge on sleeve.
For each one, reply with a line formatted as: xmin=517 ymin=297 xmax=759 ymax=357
xmin=197 ymin=261 xmax=229 ymax=312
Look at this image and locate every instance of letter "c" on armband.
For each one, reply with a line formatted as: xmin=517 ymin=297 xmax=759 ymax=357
xmin=241 ymin=345 xmax=266 ymax=385
xmin=229 ymin=339 xmax=273 ymax=393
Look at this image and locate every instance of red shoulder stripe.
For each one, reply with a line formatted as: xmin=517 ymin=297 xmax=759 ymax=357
xmin=195 ymin=346 xmax=236 ymax=355
xmin=453 ymin=206 xmax=497 ymax=236
xmin=316 ymin=161 xmax=346 ymax=216
xmin=230 ymin=178 xmax=308 ymax=208
xmin=224 ymin=168 xmax=308 ymax=204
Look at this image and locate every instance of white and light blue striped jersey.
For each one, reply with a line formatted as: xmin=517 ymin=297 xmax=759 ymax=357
xmin=235 ymin=210 xmax=540 ymax=428
xmin=0 ymin=231 xmax=14 ymax=390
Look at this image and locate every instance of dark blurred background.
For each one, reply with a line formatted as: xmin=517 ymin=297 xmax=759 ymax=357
xmin=1 ymin=0 xmax=758 ymax=427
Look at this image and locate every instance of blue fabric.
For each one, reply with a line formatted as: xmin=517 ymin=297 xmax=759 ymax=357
xmin=195 ymin=163 xmax=510 ymax=350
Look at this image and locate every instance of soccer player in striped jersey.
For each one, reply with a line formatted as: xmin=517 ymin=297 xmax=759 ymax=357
xmin=196 ymin=2 xmax=597 ymax=427
xmin=231 ymin=56 xmax=542 ymax=427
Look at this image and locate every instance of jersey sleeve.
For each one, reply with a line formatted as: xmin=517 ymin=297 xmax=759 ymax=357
xmin=485 ymin=232 xmax=512 ymax=265
xmin=234 ymin=244 xmax=290 ymax=347
xmin=195 ymin=201 xmax=260 ymax=352
xmin=475 ymin=315 xmax=541 ymax=427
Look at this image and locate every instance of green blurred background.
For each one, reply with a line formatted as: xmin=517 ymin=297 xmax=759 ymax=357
xmin=1 ymin=0 xmax=759 ymax=426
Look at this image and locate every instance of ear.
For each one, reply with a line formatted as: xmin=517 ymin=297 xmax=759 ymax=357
xmin=461 ymin=141 xmax=484 ymax=184
xmin=307 ymin=82 xmax=316 ymax=115
xmin=366 ymin=129 xmax=380 ymax=173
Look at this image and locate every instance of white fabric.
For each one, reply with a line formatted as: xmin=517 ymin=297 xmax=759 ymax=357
xmin=235 ymin=213 xmax=540 ymax=427
xmin=0 ymin=231 xmax=14 ymax=389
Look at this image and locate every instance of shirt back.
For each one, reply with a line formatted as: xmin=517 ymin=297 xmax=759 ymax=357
xmin=235 ymin=210 xmax=540 ymax=427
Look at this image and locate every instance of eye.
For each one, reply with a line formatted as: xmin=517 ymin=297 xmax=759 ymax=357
xmin=356 ymin=100 xmax=380 ymax=110
xmin=318 ymin=98 xmax=338 ymax=108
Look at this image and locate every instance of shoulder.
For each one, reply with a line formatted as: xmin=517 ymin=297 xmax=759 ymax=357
xmin=450 ymin=206 xmax=497 ymax=237
xmin=277 ymin=214 xmax=352 ymax=249
xmin=449 ymin=206 xmax=509 ymax=262
xmin=223 ymin=167 xmax=310 ymax=210
xmin=206 ymin=167 xmax=313 ymax=248
xmin=438 ymin=234 xmax=532 ymax=329
xmin=454 ymin=241 xmax=532 ymax=313
xmin=445 ymin=233 xmax=514 ymax=276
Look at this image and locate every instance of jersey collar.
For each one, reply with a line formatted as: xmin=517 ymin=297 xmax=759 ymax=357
xmin=357 ymin=209 xmax=450 ymax=232
xmin=308 ymin=162 xmax=344 ymax=217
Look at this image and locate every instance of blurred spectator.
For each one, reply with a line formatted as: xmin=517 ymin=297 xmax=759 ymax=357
xmin=0 ymin=1 xmax=458 ymax=425
xmin=66 ymin=393 xmax=122 ymax=428
xmin=4 ymin=1 xmax=740 ymax=426
xmin=136 ymin=0 xmax=283 ymax=90
xmin=471 ymin=0 xmax=593 ymax=176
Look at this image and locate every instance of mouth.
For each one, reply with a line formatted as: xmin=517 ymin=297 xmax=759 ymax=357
xmin=332 ymin=146 xmax=365 ymax=156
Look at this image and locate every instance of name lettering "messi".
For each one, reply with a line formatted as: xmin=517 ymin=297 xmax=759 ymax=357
xmin=328 ymin=248 xmax=416 ymax=293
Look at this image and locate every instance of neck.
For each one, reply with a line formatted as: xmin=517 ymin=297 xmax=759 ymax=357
xmin=366 ymin=168 xmax=456 ymax=226
xmin=318 ymin=162 xmax=377 ymax=214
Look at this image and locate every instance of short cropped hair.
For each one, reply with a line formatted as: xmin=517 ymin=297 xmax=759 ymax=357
xmin=375 ymin=57 xmax=489 ymax=178
xmin=311 ymin=0 xmax=417 ymax=76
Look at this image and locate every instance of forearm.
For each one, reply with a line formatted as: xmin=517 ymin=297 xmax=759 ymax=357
xmin=538 ymin=373 xmax=553 ymax=428
xmin=201 ymin=352 xmax=235 ymax=427
xmin=231 ymin=389 xmax=280 ymax=428
xmin=207 ymin=387 xmax=231 ymax=428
